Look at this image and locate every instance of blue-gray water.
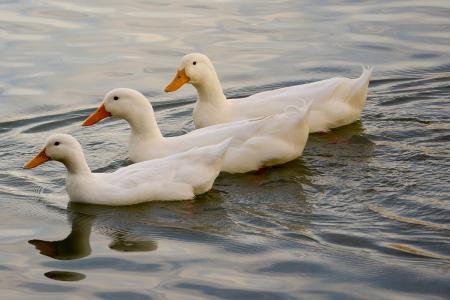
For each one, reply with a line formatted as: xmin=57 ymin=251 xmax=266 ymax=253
xmin=1 ymin=0 xmax=450 ymax=299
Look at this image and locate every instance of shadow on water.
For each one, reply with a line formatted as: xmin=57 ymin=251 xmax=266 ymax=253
xmin=44 ymin=270 xmax=86 ymax=282
xmin=29 ymin=202 xmax=181 ymax=261
xmin=307 ymin=121 xmax=375 ymax=156
xmin=27 ymin=189 xmax=232 ymax=259
xmin=29 ymin=212 xmax=94 ymax=260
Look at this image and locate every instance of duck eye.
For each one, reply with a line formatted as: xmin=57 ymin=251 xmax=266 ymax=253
xmin=113 ymin=96 xmax=119 ymax=101
xmin=193 ymin=61 xmax=197 ymax=65
xmin=54 ymin=141 xmax=60 ymax=146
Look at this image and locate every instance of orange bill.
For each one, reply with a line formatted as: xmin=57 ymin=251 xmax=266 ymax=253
xmin=82 ymin=104 xmax=111 ymax=126
xmin=165 ymin=69 xmax=190 ymax=92
xmin=24 ymin=148 xmax=50 ymax=169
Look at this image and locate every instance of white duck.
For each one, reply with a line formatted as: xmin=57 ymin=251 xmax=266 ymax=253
xmin=82 ymin=88 xmax=311 ymax=174
xmin=24 ymin=134 xmax=230 ymax=206
xmin=165 ymin=53 xmax=373 ymax=133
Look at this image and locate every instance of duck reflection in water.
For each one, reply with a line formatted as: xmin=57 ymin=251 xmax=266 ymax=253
xmin=29 ymin=212 xmax=94 ymax=260
xmin=28 ymin=203 xmax=158 ymax=260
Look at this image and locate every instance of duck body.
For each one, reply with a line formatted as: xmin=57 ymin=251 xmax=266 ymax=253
xmin=24 ymin=134 xmax=230 ymax=206
xmin=83 ymin=88 xmax=311 ymax=174
xmin=131 ymin=108 xmax=310 ymax=173
xmin=165 ymin=53 xmax=373 ymax=133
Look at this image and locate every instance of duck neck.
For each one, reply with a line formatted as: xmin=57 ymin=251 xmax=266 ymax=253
xmin=126 ymin=106 xmax=163 ymax=140
xmin=68 ymin=214 xmax=94 ymax=243
xmin=63 ymin=150 xmax=92 ymax=176
xmin=193 ymin=71 xmax=228 ymax=108
xmin=62 ymin=213 xmax=94 ymax=257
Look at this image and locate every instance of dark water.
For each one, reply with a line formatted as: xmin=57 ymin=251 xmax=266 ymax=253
xmin=1 ymin=0 xmax=450 ymax=299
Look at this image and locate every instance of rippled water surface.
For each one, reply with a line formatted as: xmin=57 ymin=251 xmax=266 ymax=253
xmin=1 ymin=0 xmax=450 ymax=299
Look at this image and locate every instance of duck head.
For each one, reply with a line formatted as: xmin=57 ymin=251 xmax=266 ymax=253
xmin=24 ymin=134 xmax=89 ymax=174
xmin=82 ymin=88 xmax=153 ymax=126
xmin=82 ymin=88 xmax=161 ymax=138
xmin=165 ymin=53 xmax=218 ymax=92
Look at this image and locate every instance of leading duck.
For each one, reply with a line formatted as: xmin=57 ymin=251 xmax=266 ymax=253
xmin=165 ymin=53 xmax=372 ymax=133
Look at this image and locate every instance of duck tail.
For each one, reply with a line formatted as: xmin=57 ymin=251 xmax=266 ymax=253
xmin=360 ymin=65 xmax=373 ymax=84
xmin=207 ymin=137 xmax=232 ymax=172
xmin=215 ymin=137 xmax=233 ymax=158
xmin=346 ymin=65 xmax=373 ymax=107
xmin=188 ymin=137 xmax=232 ymax=165
xmin=206 ymin=137 xmax=233 ymax=163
